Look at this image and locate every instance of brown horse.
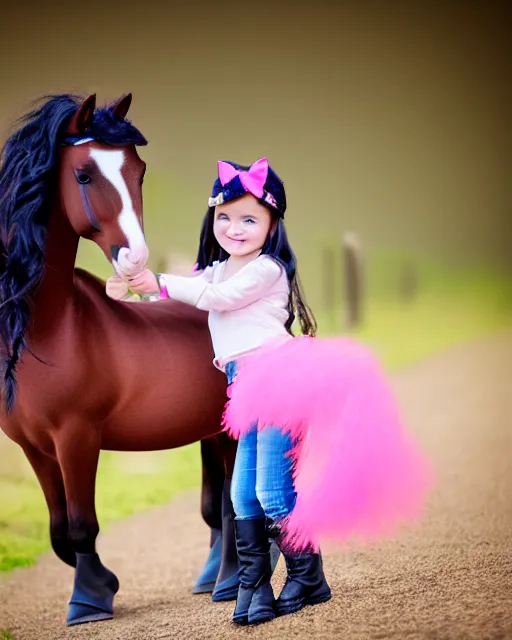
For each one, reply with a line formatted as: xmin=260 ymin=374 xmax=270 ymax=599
xmin=0 ymin=93 xmax=240 ymax=625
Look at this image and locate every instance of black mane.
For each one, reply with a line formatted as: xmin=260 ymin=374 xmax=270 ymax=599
xmin=0 ymin=94 xmax=147 ymax=412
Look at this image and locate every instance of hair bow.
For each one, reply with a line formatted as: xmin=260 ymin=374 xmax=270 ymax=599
xmin=217 ymin=157 xmax=269 ymax=199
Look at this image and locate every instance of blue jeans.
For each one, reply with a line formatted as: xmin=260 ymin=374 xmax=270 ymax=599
xmin=226 ymin=361 xmax=297 ymax=522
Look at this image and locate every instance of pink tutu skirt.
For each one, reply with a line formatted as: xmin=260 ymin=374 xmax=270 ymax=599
xmin=223 ymin=336 xmax=432 ymax=550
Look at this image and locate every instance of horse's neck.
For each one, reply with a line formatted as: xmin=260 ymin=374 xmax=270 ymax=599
xmin=33 ymin=206 xmax=79 ymax=320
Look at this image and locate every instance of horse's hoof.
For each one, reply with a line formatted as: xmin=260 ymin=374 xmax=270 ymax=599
xmin=193 ymin=580 xmax=217 ymax=594
xmin=193 ymin=530 xmax=222 ymax=594
xmin=67 ymin=554 xmax=118 ymax=625
xmin=66 ymin=602 xmax=113 ymax=626
xmin=212 ymin=572 xmax=240 ymax=602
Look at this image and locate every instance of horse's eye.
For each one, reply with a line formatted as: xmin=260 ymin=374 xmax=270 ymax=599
xmin=76 ymin=173 xmax=91 ymax=185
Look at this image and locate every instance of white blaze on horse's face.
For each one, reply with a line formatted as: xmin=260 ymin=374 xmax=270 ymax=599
xmin=90 ymin=148 xmax=149 ymax=276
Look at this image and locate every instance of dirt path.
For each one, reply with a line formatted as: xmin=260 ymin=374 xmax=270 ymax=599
xmin=1 ymin=332 xmax=511 ymax=640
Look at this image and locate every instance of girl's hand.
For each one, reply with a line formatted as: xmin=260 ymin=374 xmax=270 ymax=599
xmin=106 ymin=275 xmax=130 ymax=300
xmin=127 ymin=269 xmax=160 ymax=294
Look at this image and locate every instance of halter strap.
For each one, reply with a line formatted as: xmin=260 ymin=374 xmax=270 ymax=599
xmin=61 ymin=135 xmax=96 ymax=146
xmin=61 ymin=135 xmax=101 ymax=231
xmin=79 ymin=183 xmax=101 ymax=232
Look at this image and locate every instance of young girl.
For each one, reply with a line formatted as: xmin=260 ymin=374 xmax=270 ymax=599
xmin=107 ymin=158 xmax=432 ymax=626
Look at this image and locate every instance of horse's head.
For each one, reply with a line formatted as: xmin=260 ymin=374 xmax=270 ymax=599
xmin=0 ymin=92 xmax=153 ymax=412
xmin=59 ymin=93 xmax=149 ymax=277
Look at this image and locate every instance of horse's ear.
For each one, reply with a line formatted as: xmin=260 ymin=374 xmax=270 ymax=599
xmin=67 ymin=94 xmax=96 ymax=134
xmin=111 ymin=93 xmax=132 ymax=119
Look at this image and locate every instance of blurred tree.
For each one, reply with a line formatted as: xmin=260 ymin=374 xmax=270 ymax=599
xmin=342 ymin=232 xmax=364 ymax=330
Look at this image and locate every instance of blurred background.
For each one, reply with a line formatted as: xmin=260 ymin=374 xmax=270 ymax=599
xmin=0 ymin=0 xmax=511 ymax=572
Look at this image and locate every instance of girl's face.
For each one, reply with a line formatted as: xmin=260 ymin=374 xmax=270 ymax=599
xmin=213 ymin=194 xmax=273 ymax=260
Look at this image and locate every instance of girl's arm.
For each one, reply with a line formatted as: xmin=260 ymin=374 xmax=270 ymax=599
xmin=113 ymin=265 xmax=214 ymax=301
xmin=157 ymin=263 xmax=212 ymax=299
xmin=128 ymin=257 xmax=282 ymax=312
xmin=161 ymin=257 xmax=282 ymax=312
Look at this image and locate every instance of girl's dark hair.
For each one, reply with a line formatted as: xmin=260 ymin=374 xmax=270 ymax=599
xmin=195 ymin=206 xmax=317 ymax=337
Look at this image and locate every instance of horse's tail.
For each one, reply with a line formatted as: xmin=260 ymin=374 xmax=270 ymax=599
xmin=223 ymin=335 xmax=433 ymax=550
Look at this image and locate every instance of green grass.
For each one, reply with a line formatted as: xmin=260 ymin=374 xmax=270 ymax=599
xmin=317 ymin=252 xmax=512 ymax=368
xmin=354 ymin=292 xmax=511 ymax=369
xmin=0 ymin=445 xmax=201 ymax=572
xmin=0 ymin=252 xmax=511 ymax=573
xmin=0 ymin=632 xmax=16 ymax=640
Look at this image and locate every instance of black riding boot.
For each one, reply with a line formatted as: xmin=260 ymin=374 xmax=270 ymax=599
xmin=268 ymin=520 xmax=331 ymax=617
xmin=232 ymin=518 xmax=275 ymax=625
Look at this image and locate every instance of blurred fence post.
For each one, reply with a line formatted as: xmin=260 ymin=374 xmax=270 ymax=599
xmin=342 ymin=232 xmax=364 ymax=330
xmin=398 ymin=259 xmax=418 ymax=301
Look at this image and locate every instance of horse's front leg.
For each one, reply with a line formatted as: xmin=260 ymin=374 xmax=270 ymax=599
xmin=193 ymin=436 xmax=225 ymax=594
xmin=211 ymin=432 xmax=241 ymax=602
xmin=56 ymin=423 xmax=119 ymax=626
xmin=22 ymin=442 xmax=76 ymax=567
xmin=195 ymin=433 xmax=241 ymax=601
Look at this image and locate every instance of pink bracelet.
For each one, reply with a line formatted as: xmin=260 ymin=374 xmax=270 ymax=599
xmin=159 ymin=283 xmax=169 ymax=300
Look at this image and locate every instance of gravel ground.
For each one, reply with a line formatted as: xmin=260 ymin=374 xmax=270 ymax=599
xmin=1 ymin=332 xmax=511 ymax=640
